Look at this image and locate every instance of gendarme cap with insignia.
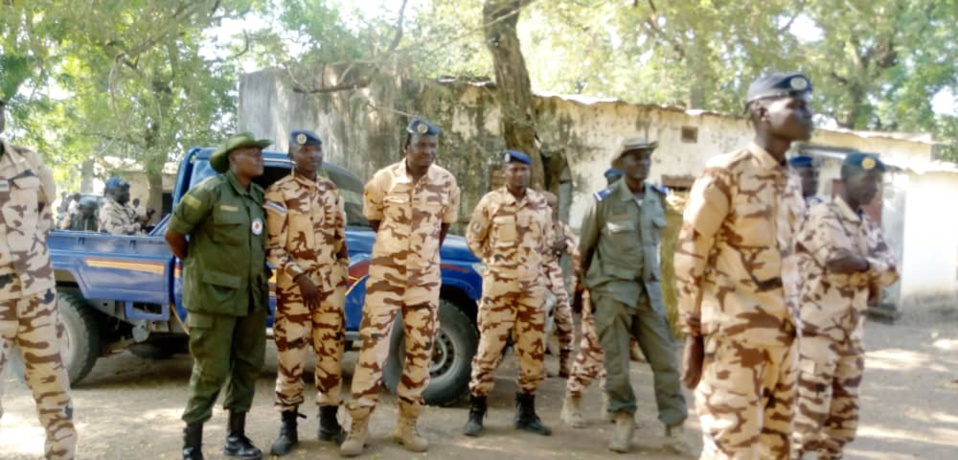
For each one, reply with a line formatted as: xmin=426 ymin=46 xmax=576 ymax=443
xmin=502 ymin=150 xmax=531 ymax=165
xmin=843 ymin=152 xmax=886 ymax=173
xmin=105 ymin=177 xmax=130 ymax=189
xmin=616 ymin=137 xmax=658 ymax=160
xmin=788 ymin=155 xmax=821 ymax=168
xmin=210 ymin=132 xmax=272 ymax=173
xmin=406 ymin=118 xmax=441 ymax=136
xmin=290 ymin=129 xmax=322 ymax=147
xmin=604 ymin=168 xmax=624 ymax=180
xmin=746 ymin=72 xmax=813 ymax=104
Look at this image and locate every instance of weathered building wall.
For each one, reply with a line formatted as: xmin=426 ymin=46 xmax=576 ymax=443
xmin=238 ymin=63 xmax=952 ymax=312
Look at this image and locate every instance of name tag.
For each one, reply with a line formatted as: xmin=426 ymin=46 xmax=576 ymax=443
xmin=219 ymin=204 xmax=239 ymax=212
xmin=0 ymin=180 xmax=8 ymax=192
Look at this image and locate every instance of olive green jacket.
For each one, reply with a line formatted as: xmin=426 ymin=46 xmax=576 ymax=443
xmin=169 ymin=171 xmax=269 ymax=316
xmin=579 ymin=179 xmax=668 ymax=310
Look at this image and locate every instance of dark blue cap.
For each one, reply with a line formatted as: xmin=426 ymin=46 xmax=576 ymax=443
xmin=788 ymin=155 xmax=820 ymax=168
xmin=291 ymin=130 xmax=322 ymax=146
xmin=746 ymin=72 xmax=813 ymax=104
xmin=843 ymin=152 xmax=886 ymax=172
xmin=502 ymin=150 xmax=531 ymax=165
xmin=105 ymin=177 xmax=130 ymax=189
xmin=604 ymin=168 xmax=624 ymax=179
xmin=406 ymin=118 xmax=441 ymax=136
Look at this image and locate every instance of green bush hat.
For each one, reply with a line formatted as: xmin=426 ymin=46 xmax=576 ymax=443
xmin=210 ymin=132 xmax=272 ymax=173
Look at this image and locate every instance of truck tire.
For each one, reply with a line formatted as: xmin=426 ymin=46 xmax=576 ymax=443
xmin=382 ymin=299 xmax=478 ymax=407
xmin=129 ymin=337 xmax=188 ymax=360
xmin=6 ymin=292 xmax=101 ymax=385
xmin=57 ymin=292 xmax=101 ymax=384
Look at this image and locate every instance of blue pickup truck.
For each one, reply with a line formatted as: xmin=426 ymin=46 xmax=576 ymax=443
xmin=34 ymin=148 xmax=487 ymax=406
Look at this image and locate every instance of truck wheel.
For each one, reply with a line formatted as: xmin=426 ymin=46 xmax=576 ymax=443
xmin=57 ymin=292 xmax=102 ymax=384
xmin=6 ymin=292 xmax=101 ymax=385
xmin=129 ymin=338 xmax=187 ymax=360
xmin=382 ymin=299 xmax=478 ymax=407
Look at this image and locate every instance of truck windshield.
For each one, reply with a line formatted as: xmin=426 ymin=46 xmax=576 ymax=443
xmin=190 ymin=158 xmax=370 ymax=228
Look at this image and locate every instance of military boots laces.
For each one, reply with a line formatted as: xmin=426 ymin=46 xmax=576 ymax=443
xmin=514 ymin=392 xmax=552 ymax=436
xmin=269 ymin=409 xmax=305 ymax=456
xmin=224 ymin=411 xmax=262 ymax=459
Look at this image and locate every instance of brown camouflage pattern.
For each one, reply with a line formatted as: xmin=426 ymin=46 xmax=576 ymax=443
xmin=347 ymin=161 xmax=460 ymax=418
xmin=565 ymin=290 xmax=606 ymax=398
xmin=792 ymin=197 xmax=899 ymax=458
xmin=544 ymin=221 xmax=578 ymax=367
xmin=98 ymin=197 xmax=143 ymax=235
xmin=265 ymin=172 xmax=349 ymax=410
xmin=0 ymin=141 xmax=76 ymax=459
xmin=467 ymin=187 xmax=554 ymax=396
xmin=675 ymin=143 xmax=804 ymax=459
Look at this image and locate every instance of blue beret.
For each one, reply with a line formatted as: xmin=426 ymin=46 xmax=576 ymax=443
xmin=291 ymin=130 xmax=322 ymax=146
xmin=502 ymin=150 xmax=531 ymax=165
xmin=747 ymin=72 xmax=813 ymax=104
xmin=604 ymin=168 xmax=624 ymax=179
xmin=843 ymin=152 xmax=886 ymax=172
xmin=406 ymin=118 xmax=441 ymax=136
xmin=105 ymin=177 xmax=130 ymax=189
xmin=788 ymin=155 xmax=820 ymax=168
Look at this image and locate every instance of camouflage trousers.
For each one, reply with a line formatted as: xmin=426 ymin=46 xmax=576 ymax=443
xmin=566 ymin=290 xmax=606 ymax=398
xmin=544 ymin=260 xmax=574 ymax=362
xmin=469 ymin=274 xmax=547 ymax=396
xmin=0 ymin=288 xmax=77 ymax=460
xmin=792 ymin=335 xmax=864 ymax=459
xmin=274 ymin=271 xmax=347 ymax=411
xmin=696 ymin=334 xmax=797 ymax=460
xmin=347 ymin=273 xmax=440 ymax=419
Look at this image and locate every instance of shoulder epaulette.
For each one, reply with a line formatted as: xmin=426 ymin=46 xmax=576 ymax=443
xmin=592 ymin=187 xmax=614 ymax=202
xmin=650 ymin=184 xmax=669 ymax=195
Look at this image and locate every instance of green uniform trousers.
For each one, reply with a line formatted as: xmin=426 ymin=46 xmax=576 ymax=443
xmin=182 ymin=307 xmax=267 ymax=424
xmin=593 ymin=288 xmax=687 ymax=426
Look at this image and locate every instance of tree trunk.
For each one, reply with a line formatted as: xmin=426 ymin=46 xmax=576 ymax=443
xmin=80 ymin=158 xmax=95 ymax=193
xmin=482 ymin=0 xmax=544 ymax=188
xmin=146 ymin=170 xmax=163 ymax=224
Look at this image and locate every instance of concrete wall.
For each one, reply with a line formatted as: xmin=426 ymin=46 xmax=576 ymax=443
xmin=899 ymin=172 xmax=958 ymax=307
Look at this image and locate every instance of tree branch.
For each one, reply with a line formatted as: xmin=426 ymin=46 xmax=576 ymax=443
xmin=385 ymin=0 xmax=410 ymax=53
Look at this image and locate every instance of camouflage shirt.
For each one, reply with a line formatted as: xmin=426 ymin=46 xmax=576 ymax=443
xmin=264 ymin=171 xmax=348 ymax=291
xmin=0 ymin=141 xmax=57 ymax=299
xmin=796 ymin=197 xmax=899 ymax=343
xmin=467 ymin=187 xmax=554 ymax=281
xmin=675 ymin=143 xmax=805 ymax=342
xmin=363 ymin=161 xmax=460 ymax=282
xmin=99 ymin=197 xmax=142 ymax=235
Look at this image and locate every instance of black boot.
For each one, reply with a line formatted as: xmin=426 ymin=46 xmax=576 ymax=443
xmin=514 ymin=392 xmax=552 ymax=436
xmin=462 ymin=394 xmax=487 ymax=437
xmin=318 ymin=405 xmax=346 ymax=444
xmin=269 ymin=409 xmax=304 ymax=456
xmin=224 ymin=411 xmax=263 ymax=459
xmin=183 ymin=423 xmax=204 ymax=460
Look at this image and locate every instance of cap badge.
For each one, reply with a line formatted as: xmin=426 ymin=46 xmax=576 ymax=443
xmin=862 ymin=157 xmax=876 ymax=170
xmin=790 ymin=77 xmax=808 ymax=91
xmin=416 ymin=123 xmax=429 ymax=134
xmin=296 ymin=133 xmax=307 ymax=145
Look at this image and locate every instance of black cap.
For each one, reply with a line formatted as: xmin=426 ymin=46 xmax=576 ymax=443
xmin=406 ymin=118 xmax=441 ymax=136
xmin=843 ymin=152 xmax=887 ymax=173
xmin=746 ymin=72 xmax=813 ymax=104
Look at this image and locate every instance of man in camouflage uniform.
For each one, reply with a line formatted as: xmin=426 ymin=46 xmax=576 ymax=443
xmin=165 ymin=132 xmax=272 ymax=460
xmin=264 ymin=130 xmax=349 ymax=455
xmin=0 ymin=95 xmax=77 ymax=459
xmin=99 ymin=177 xmax=151 ymax=234
xmin=792 ymin=153 xmax=899 ymax=459
xmin=340 ymin=118 xmax=460 ymax=457
xmin=63 ymin=196 xmax=99 ymax=232
xmin=462 ymin=150 xmax=554 ymax=438
xmin=789 ymin=155 xmax=824 ymax=207
xmin=579 ymin=138 xmax=688 ymax=453
xmin=675 ymin=72 xmax=814 ymax=459
xmin=542 ymin=191 xmax=577 ymax=377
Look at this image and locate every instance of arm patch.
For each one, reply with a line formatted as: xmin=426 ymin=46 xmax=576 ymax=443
xmin=182 ymin=194 xmax=202 ymax=209
xmin=265 ymin=200 xmax=287 ymax=215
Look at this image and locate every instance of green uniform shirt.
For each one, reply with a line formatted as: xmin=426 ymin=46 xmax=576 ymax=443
xmin=169 ymin=171 xmax=269 ymax=317
xmin=579 ymin=179 xmax=668 ymax=309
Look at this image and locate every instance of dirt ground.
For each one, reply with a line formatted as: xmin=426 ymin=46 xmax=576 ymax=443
xmin=2 ymin=307 xmax=957 ymax=460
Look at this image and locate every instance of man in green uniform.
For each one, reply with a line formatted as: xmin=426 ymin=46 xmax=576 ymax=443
xmin=578 ymin=137 xmax=688 ymax=453
xmin=165 ymin=132 xmax=272 ymax=460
